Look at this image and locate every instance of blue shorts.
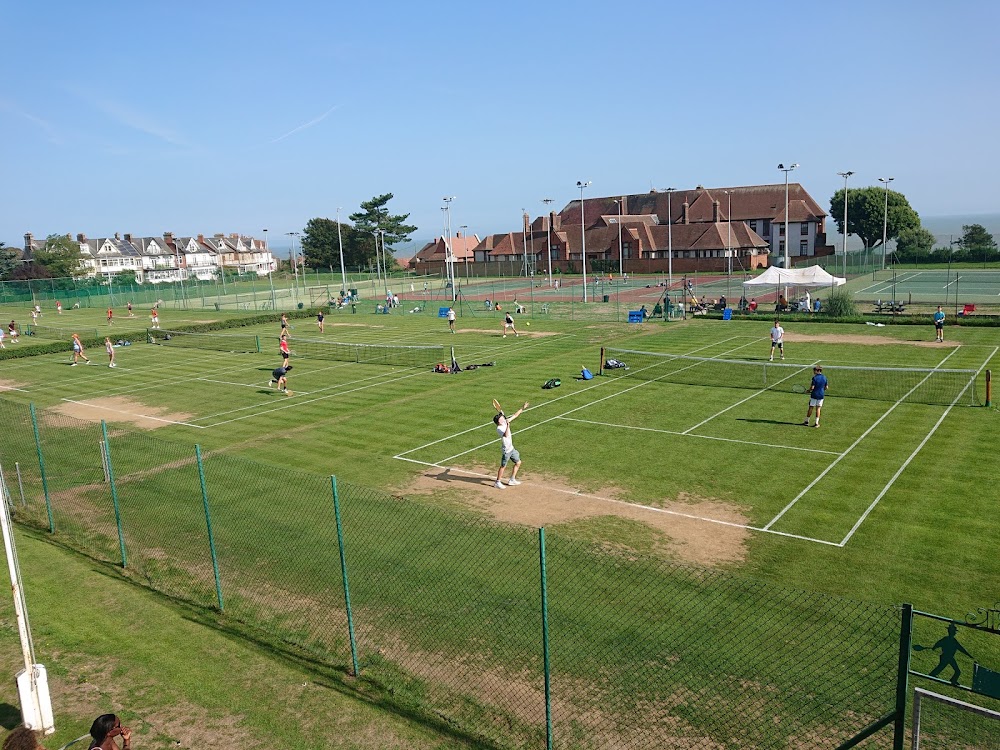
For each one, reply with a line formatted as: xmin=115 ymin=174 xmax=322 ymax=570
xmin=500 ymin=448 xmax=520 ymax=467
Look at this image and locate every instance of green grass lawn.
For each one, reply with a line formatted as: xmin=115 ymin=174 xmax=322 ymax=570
xmin=2 ymin=310 xmax=998 ymax=748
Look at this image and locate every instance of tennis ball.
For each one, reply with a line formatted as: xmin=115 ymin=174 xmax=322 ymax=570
xmin=526 ymin=321 xmax=530 ymax=326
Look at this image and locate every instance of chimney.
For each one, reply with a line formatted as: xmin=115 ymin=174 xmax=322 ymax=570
xmin=114 ymin=232 xmax=120 ymax=240
xmin=682 ymin=202 xmax=689 ymax=225
xmin=551 ymin=211 xmax=560 ymax=231
xmin=124 ymin=233 xmax=132 ymax=243
xmin=23 ymin=232 xmax=33 ymax=251
xmin=712 ymin=200 xmax=720 ymax=223
xmin=76 ymin=233 xmax=87 ymax=243
xmin=214 ymin=233 xmax=224 ymax=238
xmin=164 ymin=232 xmax=174 ymax=240
xmin=197 ymin=234 xmax=205 ymax=243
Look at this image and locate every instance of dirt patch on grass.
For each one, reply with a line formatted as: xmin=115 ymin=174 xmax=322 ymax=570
xmin=50 ymin=397 xmax=194 ymax=430
xmin=781 ymin=330 xmax=953 ymax=348
xmin=453 ymin=328 xmax=559 ymax=337
xmin=401 ymin=466 xmax=749 ymax=567
xmin=0 ymin=378 xmax=28 ymax=392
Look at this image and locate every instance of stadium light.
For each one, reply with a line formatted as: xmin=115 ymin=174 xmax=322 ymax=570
xmin=724 ymin=190 xmax=733 ymax=278
xmin=442 ymin=197 xmax=456 ymax=301
xmin=336 ymin=208 xmax=347 ymax=294
xmin=460 ymin=225 xmax=470 ymax=279
xmin=778 ymin=163 xmax=799 ymax=270
xmin=879 ymin=177 xmax=894 ymax=271
xmin=577 ymin=181 xmax=591 ymax=302
xmin=663 ymin=188 xmax=676 ymax=291
xmin=837 ymin=171 xmax=854 ymax=277
xmin=521 ymin=209 xmax=529 ymax=278
xmin=541 ymin=198 xmax=554 ymax=287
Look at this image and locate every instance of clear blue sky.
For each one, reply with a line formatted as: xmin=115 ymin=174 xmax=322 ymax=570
xmin=2 ymin=0 xmax=997 ymax=250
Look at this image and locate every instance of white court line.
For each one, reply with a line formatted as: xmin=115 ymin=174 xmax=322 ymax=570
xmin=392 ymin=335 xmax=750 ymax=459
xmin=838 ymin=345 xmax=999 ymax=546
xmin=557 ymin=416 xmax=842 ymax=455
xmin=762 ymin=346 xmax=961 ymax=531
xmin=944 ymin=275 xmax=960 ymax=289
xmin=60 ymin=398 xmax=206 ymax=428
xmin=428 ymin=338 xmax=762 ymax=467
xmin=397 ymin=458 xmax=842 ymax=547
xmin=0 ymin=384 xmax=30 ymax=392
xmin=680 ymin=361 xmax=819 ymax=435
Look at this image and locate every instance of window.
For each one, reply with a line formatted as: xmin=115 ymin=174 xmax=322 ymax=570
xmin=749 ymin=220 xmax=757 ymax=232
xmin=762 ymin=219 xmax=771 ymax=236
xmin=779 ymin=225 xmax=785 ymax=236
xmin=800 ymin=223 xmax=809 ymax=236
xmin=779 ymin=241 xmax=785 ymax=253
xmin=800 ymin=240 xmax=809 ymax=255
xmin=623 ymin=242 xmax=633 ymax=258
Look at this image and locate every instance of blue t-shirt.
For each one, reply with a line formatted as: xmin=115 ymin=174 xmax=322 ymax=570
xmin=933 ymin=311 xmax=945 ymax=325
xmin=810 ymin=373 xmax=828 ymax=400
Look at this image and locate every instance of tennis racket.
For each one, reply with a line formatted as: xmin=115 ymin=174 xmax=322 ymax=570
xmin=492 ymin=398 xmax=503 ymax=414
xmin=791 ymin=384 xmax=808 ymax=394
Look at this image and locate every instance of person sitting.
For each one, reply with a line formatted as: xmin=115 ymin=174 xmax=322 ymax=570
xmin=797 ymin=297 xmax=810 ymax=313
xmin=748 ymin=298 xmax=758 ymax=312
xmin=776 ymin=294 xmax=788 ymax=312
xmin=813 ymin=298 xmax=821 ymax=313
xmin=718 ymin=294 xmax=727 ymax=310
xmin=639 ymin=304 xmax=648 ymax=320
xmin=652 ymin=302 xmax=663 ymax=318
xmin=738 ymin=295 xmax=748 ymax=311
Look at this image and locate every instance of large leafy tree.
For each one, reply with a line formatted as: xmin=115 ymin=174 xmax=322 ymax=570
xmin=954 ymin=223 xmax=998 ymax=263
xmin=829 ymin=187 xmax=919 ymax=250
xmin=30 ymin=234 xmax=86 ymax=278
xmin=0 ymin=241 xmax=21 ymax=279
xmin=349 ymin=194 xmax=417 ymax=268
xmin=301 ymin=217 xmax=364 ymax=270
xmin=894 ymin=226 xmax=937 ymax=263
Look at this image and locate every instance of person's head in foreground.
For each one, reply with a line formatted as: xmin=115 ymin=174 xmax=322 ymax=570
xmin=3 ymin=726 xmax=44 ymax=750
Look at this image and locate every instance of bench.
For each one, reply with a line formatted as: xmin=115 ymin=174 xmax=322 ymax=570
xmin=873 ymin=301 xmax=905 ymax=314
xmin=960 ymin=304 xmax=976 ymax=316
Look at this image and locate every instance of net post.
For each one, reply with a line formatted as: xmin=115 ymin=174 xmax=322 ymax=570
xmin=538 ymin=527 xmax=553 ymax=750
xmin=892 ymin=603 xmax=913 ymax=750
xmin=195 ymin=445 xmax=224 ymax=611
xmin=29 ymin=404 xmax=54 ymax=533
xmin=599 ymin=346 xmax=605 ymax=376
xmin=331 ymin=476 xmax=360 ymax=677
xmin=986 ymin=369 xmax=992 ymax=407
xmin=255 ymin=335 xmax=260 ymax=354
xmin=101 ymin=421 xmax=127 ymax=568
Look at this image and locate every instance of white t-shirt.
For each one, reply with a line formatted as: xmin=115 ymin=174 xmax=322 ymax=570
xmin=496 ymin=417 xmax=513 ymax=453
xmin=447 ymin=309 xmax=456 ymax=322
xmin=770 ymin=325 xmax=784 ymax=343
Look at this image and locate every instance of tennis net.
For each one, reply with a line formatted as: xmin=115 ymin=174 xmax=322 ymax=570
xmin=600 ymin=347 xmax=980 ymax=406
xmin=150 ymin=329 xmax=260 ymax=353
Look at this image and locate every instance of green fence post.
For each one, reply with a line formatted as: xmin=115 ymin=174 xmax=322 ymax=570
xmin=195 ymin=446 xmax=225 ymax=611
xmin=29 ymin=404 xmax=54 ymax=533
xmin=893 ymin=603 xmax=913 ymax=750
xmin=255 ymin=335 xmax=261 ymax=354
xmin=101 ymin=421 xmax=127 ymax=568
xmin=539 ymin=527 xmax=553 ymax=750
xmin=331 ymin=476 xmax=360 ymax=677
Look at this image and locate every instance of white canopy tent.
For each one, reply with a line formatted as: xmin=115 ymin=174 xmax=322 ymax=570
xmin=743 ymin=266 xmax=846 ymax=289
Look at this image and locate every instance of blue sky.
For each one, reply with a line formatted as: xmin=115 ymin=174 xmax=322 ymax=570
xmin=2 ymin=0 xmax=997 ymax=251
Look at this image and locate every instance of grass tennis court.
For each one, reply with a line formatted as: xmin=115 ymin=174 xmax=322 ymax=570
xmin=2 ymin=306 xmax=998 ymax=747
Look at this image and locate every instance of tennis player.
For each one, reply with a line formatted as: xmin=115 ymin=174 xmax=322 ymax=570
xmin=502 ymin=311 xmax=518 ymax=338
xmin=269 ymin=364 xmax=292 ymax=394
xmin=933 ymin=305 xmax=945 ymax=343
xmin=803 ymin=366 xmax=828 ymax=428
xmin=105 ymin=337 xmax=117 ymax=368
xmin=106 ymin=307 xmax=114 ymax=326
xmin=127 ymin=301 xmax=135 ymax=317
xmin=316 ymin=310 xmax=325 ymax=333
xmin=280 ymin=313 xmax=289 ymax=337
xmin=279 ymin=333 xmax=290 ymax=367
xmin=447 ymin=306 xmax=456 ymax=333
xmin=71 ymin=333 xmax=90 ymax=365
xmin=769 ymin=319 xmax=784 ymax=361
xmin=0 ymin=327 xmax=5 ymax=349
xmin=8 ymin=320 xmax=19 ymax=343
xmin=493 ymin=402 xmax=529 ymax=488
xmin=150 ymin=308 xmax=160 ymax=329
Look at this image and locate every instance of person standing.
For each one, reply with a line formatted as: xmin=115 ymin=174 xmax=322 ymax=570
xmin=493 ymin=402 xmax=529 ymax=488
xmin=71 ymin=333 xmax=91 ymax=365
xmin=8 ymin=320 xmax=19 ymax=343
xmin=55 ymin=301 xmax=61 ymax=315
xmin=127 ymin=301 xmax=135 ymax=317
xmin=107 ymin=307 xmax=114 ymax=326
xmin=769 ymin=319 xmax=785 ymax=361
xmin=502 ymin=311 xmax=518 ymax=338
xmin=0 ymin=326 xmax=5 ymax=350
xmin=803 ymin=365 xmax=828 ymax=428
xmin=279 ymin=333 xmax=290 ymax=367
xmin=316 ymin=310 xmax=325 ymax=333
xmin=269 ymin=364 xmax=292 ymax=394
xmin=933 ymin=305 xmax=946 ymax=342
xmin=280 ymin=312 xmax=289 ymax=337
xmin=88 ymin=713 xmax=132 ymax=750
xmin=446 ymin=306 xmax=456 ymax=333
xmin=150 ymin=308 xmax=160 ymax=329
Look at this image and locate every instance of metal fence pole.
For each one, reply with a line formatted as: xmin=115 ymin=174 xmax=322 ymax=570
xmin=331 ymin=476 xmax=359 ymax=676
xmin=15 ymin=463 xmax=25 ymax=506
xmin=539 ymin=527 xmax=553 ymax=750
xmin=195 ymin=446 xmax=224 ymax=611
xmin=893 ymin=603 xmax=913 ymax=750
xmin=100 ymin=421 xmax=127 ymax=568
xmin=29 ymin=404 xmax=54 ymax=533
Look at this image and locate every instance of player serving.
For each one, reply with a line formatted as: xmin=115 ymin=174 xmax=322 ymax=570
xmin=803 ymin=366 xmax=828 ymax=428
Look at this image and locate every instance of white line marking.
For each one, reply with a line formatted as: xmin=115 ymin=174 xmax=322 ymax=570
xmin=0 ymin=384 xmax=30 ymax=392
xmin=401 ymin=460 xmax=842 ymax=546
xmin=837 ymin=345 xmax=999 ymax=546
xmin=680 ymin=361 xmax=819 ymax=435
xmin=944 ymin=275 xmax=960 ymax=289
xmin=557 ymin=416 xmax=842 ymax=455
xmin=60 ymin=398 xmax=206 ymax=428
xmin=762 ymin=346 xmax=961 ymax=531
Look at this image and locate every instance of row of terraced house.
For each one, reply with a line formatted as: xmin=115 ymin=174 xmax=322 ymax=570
xmin=21 ymin=231 xmax=276 ymax=284
xmin=412 ymin=183 xmax=836 ymax=275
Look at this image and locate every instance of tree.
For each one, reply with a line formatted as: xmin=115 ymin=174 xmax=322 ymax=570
xmin=30 ymin=234 xmax=86 ymax=278
xmin=894 ymin=226 xmax=937 ymax=263
xmin=828 ymin=187 xmax=919 ymax=250
xmin=0 ymin=241 xmax=21 ymax=279
xmin=348 ymin=194 xmax=417 ymax=268
xmin=301 ymin=217 xmax=363 ymax=270
xmin=954 ymin=223 xmax=998 ymax=264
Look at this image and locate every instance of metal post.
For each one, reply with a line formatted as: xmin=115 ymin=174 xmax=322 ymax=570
xmin=542 ymin=198 xmax=554 ymax=286
xmin=879 ymin=177 xmax=894 ymax=271
xmin=336 ymin=208 xmax=347 ymax=295
xmin=666 ymin=188 xmax=675 ymax=290
xmin=985 ymin=369 xmax=992 ymax=407
xmin=331 ymin=476 xmax=359 ymax=676
xmin=779 ymin=163 xmax=799 ymax=270
xmin=838 ymin=171 xmax=853 ymax=277
xmin=577 ymin=181 xmax=590 ymax=302
xmin=195 ymin=446 xmax=224 ymax=611
xmin=892 ymin=603 xmax=913 ymax=750
xmin=100 ymin=421 xmax=127 ymax=568
xmin=28 ymin=404 xmax=53 ymax=533
xmin=538 ymin=528 xmax=553 ymax=750
xmin=15 ymin=463 xmax=25 ymax=506
xmin=616 ymin=197 xmax=624 ymax=276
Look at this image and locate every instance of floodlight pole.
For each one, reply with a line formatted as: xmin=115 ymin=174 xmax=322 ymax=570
xmin=336 ymin=208 xmax=347 ymax=294
xmin=615 ymin=197 xmax=624 ymax=276
xmin=521 ymin=209 xmax=529 ymax=278
xmin=778 ymin=163 xmax=799 ymax=271
xmin=542 ymin=198 xmax=554 ymax=286
xmin=577 ymin=181 xmax=591 ymax=302
xmin=443 ymin=197 xmax=457 ymax=301
xmin=460 ymin=225 xmax=470 ymax=279
xmin=665 ymin=188 xmax=675 ymax=290
xmin=879 ymin=177 xmax=894 ymax=271
xmin=837 ymin=171 xmax=854 ymax=278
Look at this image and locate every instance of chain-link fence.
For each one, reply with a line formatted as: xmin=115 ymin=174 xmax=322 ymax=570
xmin=6 ymin=398 xmax=982 ymax=748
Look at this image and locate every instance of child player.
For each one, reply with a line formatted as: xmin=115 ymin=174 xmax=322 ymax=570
xmin=105 ymin=337 xmax=117 ymax=368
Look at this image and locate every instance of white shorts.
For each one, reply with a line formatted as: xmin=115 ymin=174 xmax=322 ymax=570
xmin=504 ymin=321 xmax=514 ymax=329
xmin=500 ymin=448 xmax=521 ymax=467
xmin=809 ymin=397 xmax=824 ymax=407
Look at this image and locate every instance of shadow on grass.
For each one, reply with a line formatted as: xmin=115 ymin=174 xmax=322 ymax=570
xmin=736 ymin=417 xmax=805 ymax=426
xmin=0 ymin=703 xmax=23 ymax=730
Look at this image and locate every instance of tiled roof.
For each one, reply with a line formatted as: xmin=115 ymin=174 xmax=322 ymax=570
xmin=412 ymin=234 xmax=480 ymax=262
